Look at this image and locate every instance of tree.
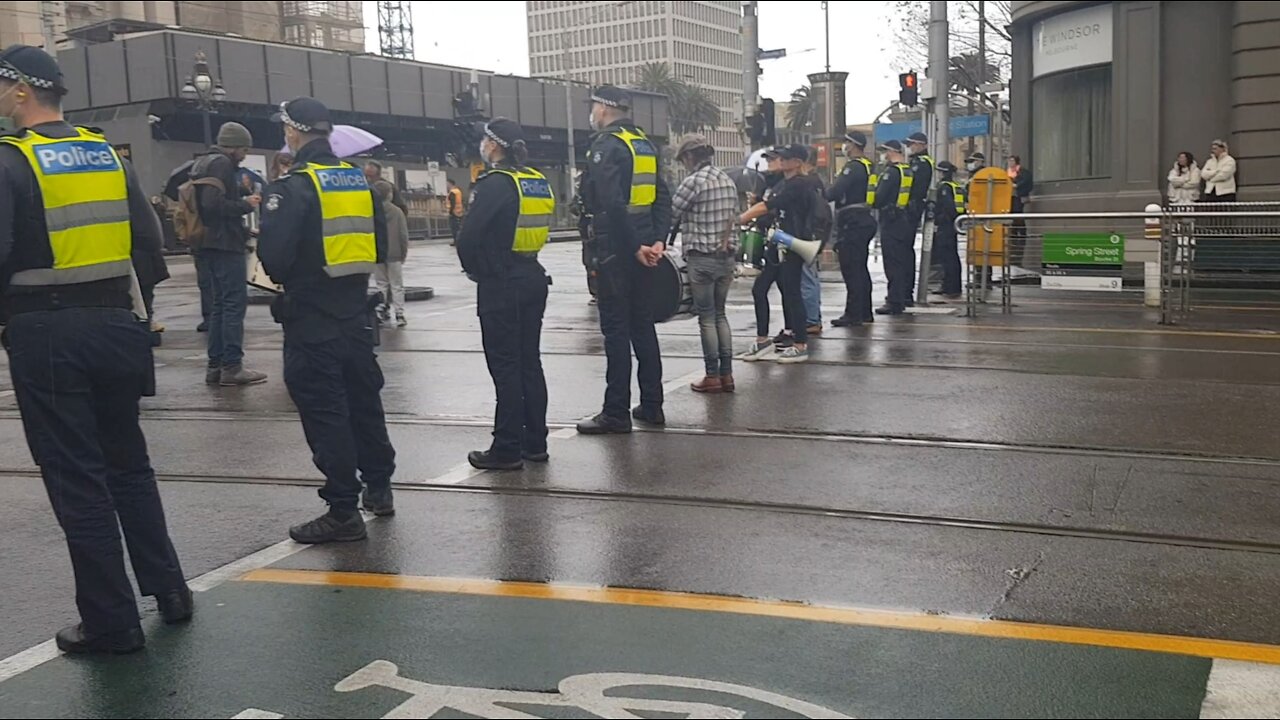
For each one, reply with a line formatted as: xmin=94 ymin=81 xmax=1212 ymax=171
xmin=633 ymin=61 xmax=721 ymax=136
xmin=786 ymin=85 xmax=815 ymax=132
xmin=885 ymin=0 xmax=1012 ymax=105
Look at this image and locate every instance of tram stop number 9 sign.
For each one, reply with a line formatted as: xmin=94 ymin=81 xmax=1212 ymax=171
xmin=1040 ymin=233 xmax=1125 ymax=291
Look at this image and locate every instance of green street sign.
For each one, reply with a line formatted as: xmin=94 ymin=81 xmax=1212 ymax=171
xmin=1042 ymin=233 xmax=1125 ymax=266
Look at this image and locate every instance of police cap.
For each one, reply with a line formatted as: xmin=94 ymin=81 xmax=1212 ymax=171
xmin=0 ymin=45 xmax=66 ymax=94
xmin=878 ymin=139 xmax=904 ymax=152
xmin=590 ymin=85 xmax=632 ymax=110
xmin=272 ymin=97 xmax=333 ymax=134
xmin=843 ymin=130 xmax=868 ymax=148
xmin=937 ymin=160 xmax=958 ymax=173
xmin=484 ymin=117 xmax=525 ymax=148
xmin=775 ymin=143 xmax=808 ymax=162
xmin=967 ymin=151 xmax=986 ymax=163
xmin=907 ymin=131 xmax=928 ymax=145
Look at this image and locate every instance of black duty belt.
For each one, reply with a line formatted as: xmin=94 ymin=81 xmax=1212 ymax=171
xmin=6 ymin=289 xmax=132 ymax=316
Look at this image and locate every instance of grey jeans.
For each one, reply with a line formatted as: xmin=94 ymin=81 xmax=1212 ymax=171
xmin=687 ymin=253 xmax=735 ymax=376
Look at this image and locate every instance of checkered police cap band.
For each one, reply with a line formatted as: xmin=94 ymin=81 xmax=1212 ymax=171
xmin=0 ymin=61 xmax=54 ymax=89
xmin=590 ymin=94 xmax=621 ymax=108
xmin=278 ymin=102 xmax=313 ymax=133
xmin=484 ymin=125 xmax=510 ymax=149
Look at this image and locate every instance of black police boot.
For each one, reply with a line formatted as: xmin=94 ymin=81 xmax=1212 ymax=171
xmin=55 ymin=624 xmax=146 ymax=655
xmin=289 ymin=509 xmax=367 ymax=544
xmin=632 ymin=405 xmax=666 ymax=427
xmin=576 ymin=413 xmax=632 ymax=435
xmin=831 ymin=315 xmax=862 ymax=328
xmin=156 ymin=587 xmax=194 ymax=625
xmin=468 ymin=450 xmax=524 ymax=471
xmin=205 ymin=366 xmax=222 ymax=385
xmin=523 ymin=450 xmax=550 ymax=463
xmin=874 ymin=305 xmax=905 ymax=316
xmin=361 ymin=487 xmax=395 ymax=517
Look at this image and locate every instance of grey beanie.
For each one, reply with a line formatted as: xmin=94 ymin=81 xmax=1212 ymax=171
xmin=216 ymin=122 xmax=253 ymax=149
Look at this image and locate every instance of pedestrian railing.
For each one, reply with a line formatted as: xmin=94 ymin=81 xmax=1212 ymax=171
xmin=958 ymin=205 xmax=1280 ymax=326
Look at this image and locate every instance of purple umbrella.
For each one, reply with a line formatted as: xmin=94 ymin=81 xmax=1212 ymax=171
xmin=281 ymin=125 xmax=383 ymax=158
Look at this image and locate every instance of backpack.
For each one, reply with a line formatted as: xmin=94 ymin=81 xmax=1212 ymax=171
xmin=173 ymin=155 xmax=224 ymax=249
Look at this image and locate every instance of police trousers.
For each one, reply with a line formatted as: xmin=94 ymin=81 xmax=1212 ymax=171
xmin=835 ymin=214 xmax=878 ymax=322
xmin=283 ymin=313 xmax=396 ymax=512
xmin=596 ymin=260 xmax=663 ymax=419
xmin=6 ymin=307 xmax=185 ymax=635
xmin=931 ymin=224 xmax=963 ymax=296
xmin=880 ymin=211 xmax=917 ymax=310
xmin=478 ymin=274 xmax=550 ymax=461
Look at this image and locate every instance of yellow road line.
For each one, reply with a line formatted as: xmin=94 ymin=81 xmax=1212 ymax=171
xmin=240 ymin=569 xmax=1280 ymax=665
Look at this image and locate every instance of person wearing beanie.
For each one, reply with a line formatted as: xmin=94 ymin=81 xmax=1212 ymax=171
xmin=258 ymin=96 xmax=397 ymax=544
xmin=189 ymin=120 xmax=266 ymax=387
xmin=456 ymin=117 xmax=555 ymax=470
xmin=0 ymin=43 xmax=192 ymax=654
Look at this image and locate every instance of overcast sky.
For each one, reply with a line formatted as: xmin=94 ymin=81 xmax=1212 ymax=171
xmin=363 ymin=1 xmax=902 ymax=124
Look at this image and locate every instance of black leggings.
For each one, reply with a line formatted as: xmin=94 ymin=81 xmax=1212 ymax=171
xmin=752 ymin=257 xmax=808 ymax=344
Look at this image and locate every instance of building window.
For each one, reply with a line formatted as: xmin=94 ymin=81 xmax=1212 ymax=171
xmin=1032 ymin=65 xmax=1112 ymax=181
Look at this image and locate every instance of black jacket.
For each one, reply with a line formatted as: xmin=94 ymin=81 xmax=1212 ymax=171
xmin=582 ymin=119 xmax=672 ymax=262
xmin=908 ymin=152 xmax=933 ymax=224
xmin=258 ymin=138 xmax=387 ymax=323
xmin=0 ymin=121 xmax=166 ymax=315
xmin=192 ymin=149 xmax=255 ymax=253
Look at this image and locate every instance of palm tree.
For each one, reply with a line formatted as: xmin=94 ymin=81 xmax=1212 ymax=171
xmin=633 ymin=61 xmax=721 ymax=136
xmin=786 ymin=85 xmax=815 ymax=132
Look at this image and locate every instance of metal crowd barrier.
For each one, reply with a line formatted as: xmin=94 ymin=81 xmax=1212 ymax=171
xmin=958 ymin=205 xmax=1280 ymax=326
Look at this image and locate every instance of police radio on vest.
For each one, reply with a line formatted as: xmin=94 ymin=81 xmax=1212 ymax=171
xmin=36 ymin=142 xmax=119 ymax=174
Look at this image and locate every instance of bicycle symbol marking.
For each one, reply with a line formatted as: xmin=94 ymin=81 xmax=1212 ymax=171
xmin=235 ymin=659 xmax=853 ymax=719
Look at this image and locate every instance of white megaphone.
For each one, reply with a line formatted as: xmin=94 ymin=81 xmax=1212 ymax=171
xmin=767 ymin=228 xmax=822 ymax=265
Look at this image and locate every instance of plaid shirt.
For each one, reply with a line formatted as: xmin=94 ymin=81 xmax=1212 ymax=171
xmin=671 ymin=161 xmax=740 ymax=254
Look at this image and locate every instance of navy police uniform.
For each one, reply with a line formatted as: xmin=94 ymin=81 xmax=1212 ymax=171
xmin=0 ymin=45 xmax=188 ymax=654
xmin=577 ymin=86 xmax=672 ymax=434
xmin=456 ymin=118 xmax=553 ymax=470
xmin=874 ymin=140 xmax=915 ymax=315
xmin=258 ymin=97 xmax=396 ymax=544
xmin=827 ymin=131 xmax=878 ymax=326
xmin=930 ymin=161 xmax=964 ymax=297
xmin=905 ymin=131 xmax=934 ymax=303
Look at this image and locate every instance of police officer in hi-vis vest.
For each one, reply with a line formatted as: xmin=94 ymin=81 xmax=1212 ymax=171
xmin=0 ymin=45 xmax=191 ymax=654
xmin=455 ymin=118 xmax=554 ymax=471
xmin=577 ymin=85 xmax=672 ymax=435
xmin=930 ymin=160 xmax=965 ymax=299
xmin=874 ymin=139 xmax=915 ymax=316
xmin=826 ymin=130 xmax=878 ymax=327
xmin=258 ymin=97 xmax=397 ymax=545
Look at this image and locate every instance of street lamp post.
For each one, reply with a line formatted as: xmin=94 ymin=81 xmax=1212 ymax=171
xmin=180 ymin=51 xmax=227 ymax=146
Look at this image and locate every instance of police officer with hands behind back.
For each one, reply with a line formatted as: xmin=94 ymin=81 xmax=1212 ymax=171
xmin=577 ymin=85 xmax=672 ymax=435
xmin=456 ymin=118 xmax=553 ymax=471
xmin=827 ymin=130 xmax=878 ymax=327
xmin=930 ymin=160 xmax=964 ymax=299
xmin=874 ymin=139 xmax=915 ymax=316
xmin=0 ymin=45 xmax=191 ymax=655
xmin=903 ymin=130 xmax=933 ymax=305
xmin=258 ymin=97 xmax=397 ymax=545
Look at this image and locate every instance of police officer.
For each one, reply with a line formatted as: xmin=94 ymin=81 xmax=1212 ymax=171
xmin=577 ymin=85 xmax=672 ymax=434
xmin=0 ymin=45 xmax=190 ymax=654
xmin=874 ymin=140 xmax=914 ymax=315
xmin=827 ymin=130 xmax=878 ymax=327
xmin=930 ymin=160 xmax=965 ymax=299
xmin=258 ymin=97 xmax=397 ymax=544
xmin=456 ymin=118 xmax=553 ymax=470
xmin=904 ymin=131 xmax=934 ymax=304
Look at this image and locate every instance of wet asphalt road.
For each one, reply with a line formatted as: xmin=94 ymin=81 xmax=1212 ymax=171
xmin=1 ymin=239 xmax=1280 ymax=662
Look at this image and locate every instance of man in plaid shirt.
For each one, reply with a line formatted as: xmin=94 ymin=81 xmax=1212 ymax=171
xmin=671 ymin=135 xmax=740 ymax=394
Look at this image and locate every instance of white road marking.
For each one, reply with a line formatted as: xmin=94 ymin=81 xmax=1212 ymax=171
xmin=1200 ymin=659 xmax=1280 ymax=718
xmin=231 ymin=710 xmax=285 ymax=719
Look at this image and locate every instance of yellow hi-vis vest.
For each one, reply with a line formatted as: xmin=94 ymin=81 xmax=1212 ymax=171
xmin=295 ymin=162 xmax=377 ymax=278
xmin=610 ymin=127 xmax=657 ymax=214
xmin=943 ymin=180 xmax=966 ymax=214
xmin=855 ymin=156 xmax=877 ymax=205
xmin=893 ymin=163 xmax=913 ymax=209
xmin=0 ymin=127 xmax=132 ymax=286
xmin=488 ymin=167 xmax=556 ymax=254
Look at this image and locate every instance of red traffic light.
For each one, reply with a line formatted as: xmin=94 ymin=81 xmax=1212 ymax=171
xmin=900 ymin=72 xmax=917 ymax=88
xmin=898 ymin=72 xmax=919 ymax=107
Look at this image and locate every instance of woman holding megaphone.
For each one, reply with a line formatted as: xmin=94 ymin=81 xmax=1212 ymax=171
xmin=738 ymin=144 xmax=814 ymax=364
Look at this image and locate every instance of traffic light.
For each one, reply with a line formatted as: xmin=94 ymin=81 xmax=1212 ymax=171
xmin=898 ymin=71 xmax=918 ymax=107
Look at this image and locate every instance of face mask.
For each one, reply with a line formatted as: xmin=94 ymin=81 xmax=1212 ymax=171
xmin=0 ymin=84 xmax=21 ymax=127
xmin=878 ymin=153 xmax=888 ymax=164
xmin=588 ymin=111 xmax=600 ymax=131
xmin=966 ymin=161 xmax=978 ymax=172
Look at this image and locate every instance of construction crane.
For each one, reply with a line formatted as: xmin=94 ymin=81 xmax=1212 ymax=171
xmin=377 ymin=1 xmax=414 ymax=60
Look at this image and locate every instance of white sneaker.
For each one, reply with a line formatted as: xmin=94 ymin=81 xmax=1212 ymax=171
xmin=775 ymin=346 xmax=809 ymax=364
xmin=740 ymin=340 xmax=774 ymax=362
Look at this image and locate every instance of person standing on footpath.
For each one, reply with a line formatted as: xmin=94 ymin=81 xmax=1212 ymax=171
xmin=827 ymin=131 xmax=878 ymax=327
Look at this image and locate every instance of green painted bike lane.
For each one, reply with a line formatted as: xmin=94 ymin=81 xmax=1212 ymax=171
xmin=1 ymin=569 xmax=1261 ymax=719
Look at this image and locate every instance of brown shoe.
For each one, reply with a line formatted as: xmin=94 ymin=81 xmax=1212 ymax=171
xmin=720 ymin=374 xmax=735 ymax=393
xmin=690 ymin=376 xmax=722 ymax=394
xmin=807 ymin=323 xmax=823 ymax=336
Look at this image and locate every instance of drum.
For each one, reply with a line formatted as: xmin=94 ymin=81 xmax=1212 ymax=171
xmin=740 ymin=228 xmax=765 ymax=267
xmin=651 ymin=251 xmax=693 ymax=323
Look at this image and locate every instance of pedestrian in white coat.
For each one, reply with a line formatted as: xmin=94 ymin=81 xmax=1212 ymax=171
xmin=1167 ymin=151 xmax=1201 ymax=204
xmin=1201 ymin=140 xmax=1237 ymax=202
